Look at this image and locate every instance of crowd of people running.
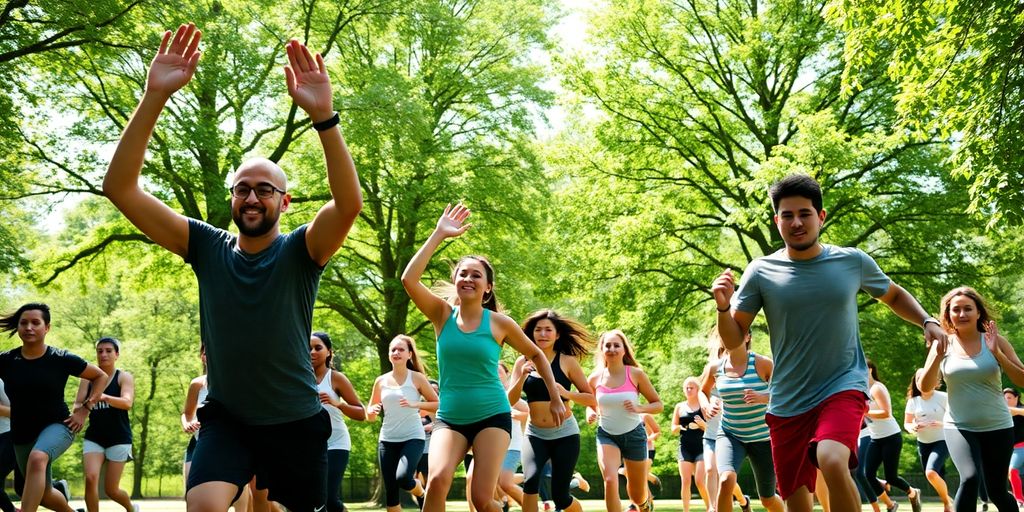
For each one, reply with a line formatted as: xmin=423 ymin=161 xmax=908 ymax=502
xmin=3 ymin=21 xmax=1024 ymax=512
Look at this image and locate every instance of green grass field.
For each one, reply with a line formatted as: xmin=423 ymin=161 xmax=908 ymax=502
xmin=31 ymin=498 xmax=951 ymax=512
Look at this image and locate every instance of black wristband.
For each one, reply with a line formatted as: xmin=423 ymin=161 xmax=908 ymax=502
xmin=312 ymin=112 xmax=339 ymax=132
xmin=716 ymin=305 xmax=730 ymax=313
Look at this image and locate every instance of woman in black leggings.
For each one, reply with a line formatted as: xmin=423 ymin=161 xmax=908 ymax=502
xmin=920 ymin=287 xmax=1024 ymax=512
xmin=506 ymin=310 xmax=594 ymax=512
xmin=865 ymin=360 xmax=922 ymax=512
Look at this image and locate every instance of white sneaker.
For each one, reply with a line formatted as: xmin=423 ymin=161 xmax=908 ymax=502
xmin=133 ymin=504 xmax=141 ymax=512
xmin=53 ymin=479 xmax=70 ymax=502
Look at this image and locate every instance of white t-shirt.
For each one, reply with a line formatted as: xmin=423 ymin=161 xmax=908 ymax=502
xmin=905 ymin=391 xmax=948 ymax=444
xmin=0 ymin=379 xmax=10 ymax=434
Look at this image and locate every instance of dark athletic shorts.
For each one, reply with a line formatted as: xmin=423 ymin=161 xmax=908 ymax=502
xmin=186 ymin=399 xmax=332 ymax=512
xmin=433 ymin=413 xmax=512 ymax=444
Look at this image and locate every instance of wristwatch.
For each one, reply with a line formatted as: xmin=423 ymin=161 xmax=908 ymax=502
xmin=922 ymin=317 xmax=940 ymax=329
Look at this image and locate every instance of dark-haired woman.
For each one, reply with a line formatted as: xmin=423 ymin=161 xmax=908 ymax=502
xmin=507 ymin=309 xmax=595 ymax=512
xmin=865 ymin=360 xmax=921 ymax=512
xmin=401 ymin=204 xmax=565 ymax=512
xmin=367 ymin=335 xmax=438 ymax=511
xmin=311 ymin=332 xmax=366 ymax=512
xmin=0 ymin=303 xmax=108 ymax=512
xmin=920 ymin=287 xmax=1024 ymax=512
xmin=905 ymin=368 xmax=952 ymax=512
xmin=76 ymin=337 xmax=136 ymax=512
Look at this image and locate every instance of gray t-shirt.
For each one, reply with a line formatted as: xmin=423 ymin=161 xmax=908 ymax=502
xmin=734 ymin=245 xmax=890 ymax=417
xmin=186 ymin=219 xmax=323 ymax=425
xmin=941 ymin=336 xmax=1012 ymax=432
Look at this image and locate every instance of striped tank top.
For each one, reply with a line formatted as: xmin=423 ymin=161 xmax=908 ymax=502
xmin=717 ymin=352 xmax=770 ymax=442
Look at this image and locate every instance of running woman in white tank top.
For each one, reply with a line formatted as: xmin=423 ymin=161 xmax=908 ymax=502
xmin=587 ymin=330 xmax=663 ymax=512
xmin=311 ymin=332 xmax=365 ymax=512
xmin=367 ymin=335 xmax=438 ymax=512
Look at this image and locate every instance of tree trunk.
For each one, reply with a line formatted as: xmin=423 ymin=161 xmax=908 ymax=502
xmin=131 ymin=358 xmax=161 ymax=498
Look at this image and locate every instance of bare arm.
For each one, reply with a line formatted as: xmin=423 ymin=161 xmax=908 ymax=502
xmin=919 ymin=341 xmax=944 ymax=393
xmin=332 ymin=371 xmax=366 ymax=421
xmin=644 ymin=413 xmax=661 ymax=441
xmin=282 ymin=39 xmax=362 ymax=266
xmin=877 ymin=283 xmax=947 ymax=350
xmin=670 ymin=404 xmax=682 ymax=435
xmin=631 ymin=368 xmax=663 ymax=415
xmin=866 ymin=383 xmax=892 ymax=419
xmin=401 ymin=204 xmax=471 ymax=328
xmin=181 ymin=378 xmax=204 ymax=433
xmin=711 ymin=269 xmax=756 ymax=350
xmin=103 ymin=25 xmax=200 ymax=257
xmin=408 ymin=373 xmax=439 ymax=413
xmin=366 ymin=377 xmax=384 ymax=422
xmin=559 ymin=356 xmax=596 ymax=408
xmin=101 ymin=371 xmax=134 ymax=410
xmin=65 ymin=364 xmax=109 ymax=433
xmin=506 ymin=356 xmax=529 ymax=406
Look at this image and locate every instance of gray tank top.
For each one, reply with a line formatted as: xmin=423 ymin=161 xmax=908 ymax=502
xmin=941 ymin=334 xmax=1012 ymax=432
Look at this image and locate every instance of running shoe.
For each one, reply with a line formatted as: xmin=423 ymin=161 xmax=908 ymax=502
xmin=982 ymin=502 xmax=990 ymax=512
xmin=54 ymin=480 xmax=70 ymax=502
xmin=909 ymin=488 xmax=922 ymax=512
xmin=740 ymin=495 xmax=753 ymax=512
xmin=886 ymin=503 xmax=899 ymax=512
xmin=132 ymin=505 xmax=140 ymax=512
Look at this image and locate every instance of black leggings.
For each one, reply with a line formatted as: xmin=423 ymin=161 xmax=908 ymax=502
xmin=378 ymin=439 xmax=424 ymax=507
xmin=326 ymin=449 xmax=349 ymax=512
xmin=522 ymin=434 xmax=580 ymax=510
xmin=866 ymin=432 xmax=912 ymax=497
xmin=0 ymin=432 xmax=21 ymax=512
xmin=945 ymin=427 xmax=1016 ymax=512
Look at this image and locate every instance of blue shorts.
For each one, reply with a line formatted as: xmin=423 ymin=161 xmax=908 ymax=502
xmin=596 ymin=423 xmax=648 ymax=462
xmin=502 ymin=449 xmax=521 ymax=472
xmin=14 ymin=423 xmax=74 ymax=490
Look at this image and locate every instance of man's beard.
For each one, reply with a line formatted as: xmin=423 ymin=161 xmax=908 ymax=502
xmin=787 ymin=233 xmax=818 ymax=251
xmin=232 ymin=207 xmax=278 ymax=237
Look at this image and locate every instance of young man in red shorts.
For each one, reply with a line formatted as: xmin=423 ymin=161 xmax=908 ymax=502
xmin=711 ymin=174 xmax=947 ymax=512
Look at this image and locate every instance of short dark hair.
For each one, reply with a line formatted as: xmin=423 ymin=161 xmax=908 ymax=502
xmin=96 ymin=336 xmax=121 ymax=353
xmin=769 ymin=174 xmax=823 ymax=213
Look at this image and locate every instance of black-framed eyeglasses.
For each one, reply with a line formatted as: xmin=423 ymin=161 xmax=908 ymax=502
xmin=230 ymin=183 xmax=286 ymax=199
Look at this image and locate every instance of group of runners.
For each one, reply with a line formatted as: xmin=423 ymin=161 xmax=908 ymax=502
xmin=2 ymin=21 xmax=1024 ymax=512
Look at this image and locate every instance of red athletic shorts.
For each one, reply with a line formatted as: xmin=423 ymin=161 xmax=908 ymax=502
xmin=764 ymin=389 xmax=868 ymax=500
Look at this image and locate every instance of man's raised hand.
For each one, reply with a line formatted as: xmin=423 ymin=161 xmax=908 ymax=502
xmin=147 ymin=24 xmax=202 ymax=96
xmin=284 ymin=39 xmax=334 ymax=122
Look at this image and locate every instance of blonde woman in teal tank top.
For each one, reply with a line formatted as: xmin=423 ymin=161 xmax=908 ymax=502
xmin=401 ymin=203 xmax=566 ymax=512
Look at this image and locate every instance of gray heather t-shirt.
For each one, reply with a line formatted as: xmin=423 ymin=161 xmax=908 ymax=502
xmin=734 ymin=244 xmax=890 ymax=417
xmin=186 ymin=219 xmax=323 ymax=425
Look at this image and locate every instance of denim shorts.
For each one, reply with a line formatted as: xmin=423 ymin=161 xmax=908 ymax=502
xmin=14 ymin=423 xmax=75 ymax=489
xmin=596 ymin=423 xmax=648 ymax=461
xmin=502 ymin=449 xmax=521 ymax=472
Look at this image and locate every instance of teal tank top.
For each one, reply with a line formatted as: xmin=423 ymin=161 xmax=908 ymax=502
xmin=436 ymin=307 xmax=511 ymax=424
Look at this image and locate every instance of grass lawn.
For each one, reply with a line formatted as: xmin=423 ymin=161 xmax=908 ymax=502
xmin=40 ymin=498 xmax=952 ymax=512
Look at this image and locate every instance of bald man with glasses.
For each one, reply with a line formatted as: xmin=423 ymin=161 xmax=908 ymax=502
xmin=103 ymin=23 xmax=362 ymax=512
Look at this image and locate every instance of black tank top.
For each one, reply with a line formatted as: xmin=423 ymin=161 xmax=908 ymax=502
xmin=1013 ymin=415 xmax=1024 ymax=444
xmin=522 ymin=353 xmax=572 ymax=402
xmin=84 ymin=369 xmax=133 ymax=447
xmin=678 ymin=405 xmax=704 ymax=449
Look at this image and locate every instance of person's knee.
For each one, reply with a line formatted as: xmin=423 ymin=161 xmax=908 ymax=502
xmin=84 ymin=470 xmax=101 ymax=487
xmin=470 ymin=487 xmax=495 ymax=509
xmin=26 ymin=450 xmax=49 ymax=472
xmin=104 ymin=480 xmax=124 ymax=497
xmin=426 ymin=470 xmax=453 ymax=492
xmin=816 ymin=443 xmax=851 ymax=473
xmin=720 ymin=471 xmax=737 ymax=486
